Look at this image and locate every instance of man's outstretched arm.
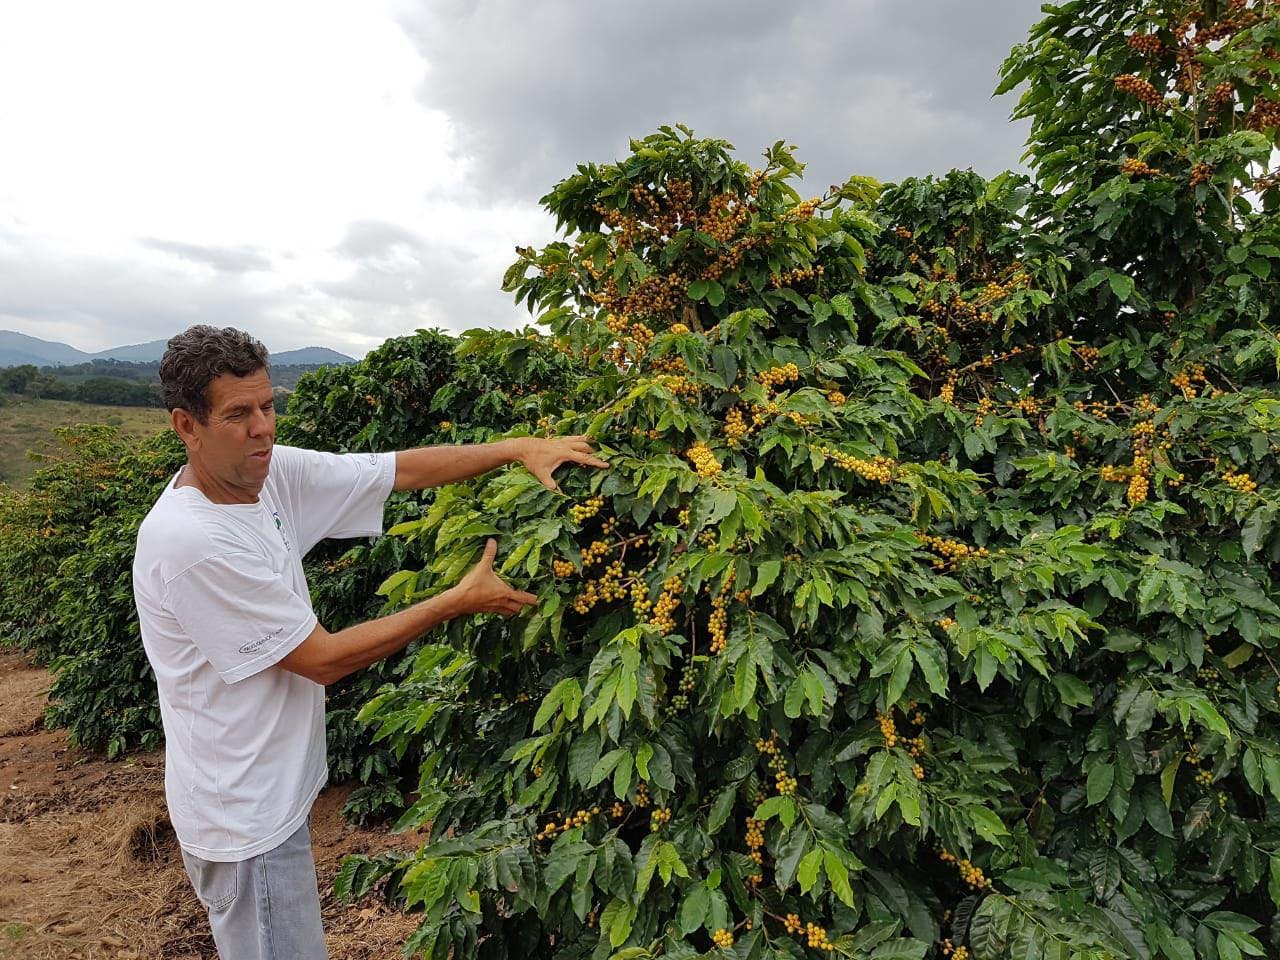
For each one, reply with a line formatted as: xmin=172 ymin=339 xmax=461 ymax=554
xmin=279 ymin=539 xmax=535 ymax=686
xmin=393 ymin=435 xmax=607 ymax=492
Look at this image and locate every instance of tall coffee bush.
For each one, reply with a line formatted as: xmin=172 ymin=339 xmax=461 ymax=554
xmin=339 ymin=3 xmax=1280 ymax=957
xmin=43 ymin=431 xmax=187 ymax=755
xmin=1 ymin=425 xmax=129 ymax=660
xmin=0 ymin=426 xmax=185 ymax=753
xmin=282 ymin=328 xmax=581 ymax=820
xmin=0 ymin=426 xmax=184 ymax=663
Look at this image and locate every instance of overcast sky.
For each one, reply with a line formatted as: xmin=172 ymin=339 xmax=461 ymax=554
xmin=0 ymin=0 xmax=1041 ymax=359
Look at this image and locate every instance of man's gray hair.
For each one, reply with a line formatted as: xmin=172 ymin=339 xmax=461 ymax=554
xmin=159 ymin=325 xmax=270 ymax=424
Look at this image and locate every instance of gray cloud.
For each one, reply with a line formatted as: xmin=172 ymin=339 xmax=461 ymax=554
xmin=140 ymin=238 xmax=273 ymax=273
xmin=335 ymin=220 xmax=429 ymax=260
xmin=0 ymin=234 xmax=295 ymax=349
xmin=320 ymin=219 xmax=491 ymax=317
xmin=394 ymin=0 xmax=1041 ymax=202
xmin=0 ymin=218 xmax=529 ymax=357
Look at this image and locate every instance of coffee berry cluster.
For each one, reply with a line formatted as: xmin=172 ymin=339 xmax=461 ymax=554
xmin=647 ymin=575 xmax=684 ymax=634
xmin=1120 ymin=157 xmax=1160 ymax=177
xmin=723 ymin=406 xmax=750 ymax=447
xmin=818 ymin=446 xmax=896 ymax=484
xmin=536 ymin=806 xmax=602 ymax=841
xmin=570 ymin=495 xmax=604 ymax=524
xmin=1114 ymin=73 xmax=1166 ymax=108
xmin=758 ymin=362 xmax=801 ymax=390
xmin=756 ymin=732 xmax=798 ymax=795
xmin=686 ymin=443 xmax=723 ymax=481
xmin=917 ymin=533 xmax=989 ymax=572
xmin=804 ymin=922 xmax=834 ymax=950
xmin=939 ymin=848 xmax=988 ymax=890
xmin=666 ymin=662 xmax=696 ymax=715
xmin=744 ymin=816 xmax=765 ymax=866
xmin=708 ymin=569 xmax=735 ymax=654
xmin=1222 ymin=466 xmax=1257 ymax=494
xmin=571 ymin=557 xmax=626 ymax=615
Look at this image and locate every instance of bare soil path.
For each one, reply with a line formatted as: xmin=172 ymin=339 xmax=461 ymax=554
xmin=0 ymin=651 xmax=422 ymax=959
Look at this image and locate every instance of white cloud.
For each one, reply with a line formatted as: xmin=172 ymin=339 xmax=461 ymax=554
xmin=0 ymin=1 xmax=461 ymax=243
xmin=0 ymin=0 xmax=543 ymax=356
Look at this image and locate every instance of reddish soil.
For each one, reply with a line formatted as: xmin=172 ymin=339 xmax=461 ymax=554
xmin=0 ymin=651 xmax=424 ymax=959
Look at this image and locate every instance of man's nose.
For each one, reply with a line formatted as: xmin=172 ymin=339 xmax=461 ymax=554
xmin=249 ymin=408 xmax=274 ymax=435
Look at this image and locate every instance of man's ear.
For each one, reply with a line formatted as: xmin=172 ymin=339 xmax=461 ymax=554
xmin=171 ymin=408 xmax=201 ymax=451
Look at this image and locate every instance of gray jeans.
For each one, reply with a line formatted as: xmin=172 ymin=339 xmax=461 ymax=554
xmin=180 ymin=815 xmax=329 ymax=960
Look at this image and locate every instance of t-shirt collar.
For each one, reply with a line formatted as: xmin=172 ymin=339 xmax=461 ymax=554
xmin=171 ymin=465 xmax=263 ymax=508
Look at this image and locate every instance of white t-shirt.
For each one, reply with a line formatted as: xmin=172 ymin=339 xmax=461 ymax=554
xmin=132 ymin=444 xmax=396 ymax=862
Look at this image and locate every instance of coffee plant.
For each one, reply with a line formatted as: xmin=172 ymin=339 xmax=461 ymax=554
xmin=0 ymin=425 xmax=167 ymax=662
xmin=282 ymin=328 xmax=582 ymax=821
xmin=43 ymin=433 xmax=188 ymax=756
xmin=0 ymin=426 xmax=185 ymax=753
xmin=336 ymin=4 xmax=1280 ymax=958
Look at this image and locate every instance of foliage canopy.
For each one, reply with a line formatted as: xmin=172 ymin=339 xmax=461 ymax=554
xmin=339 ymin=4 xmax=1280 ymax=959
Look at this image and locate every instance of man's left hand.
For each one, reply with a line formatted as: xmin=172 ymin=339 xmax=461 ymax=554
xmin=518 ymin=436 xmax=609 ymax=493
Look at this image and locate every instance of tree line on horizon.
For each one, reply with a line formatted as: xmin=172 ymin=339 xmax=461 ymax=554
xmin=0 ymin=358 xmax=345 ymax=410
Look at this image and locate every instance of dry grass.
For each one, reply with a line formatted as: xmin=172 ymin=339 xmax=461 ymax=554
xmin=0 ymin=397 xmax=170 ymax=490
xmin=0 ymin=656 xmax=46 ymax=737
xmin=0 ymin=799 xmax=211 ymax=959
xmin=0 ymin=650 xmax=428 ymax=960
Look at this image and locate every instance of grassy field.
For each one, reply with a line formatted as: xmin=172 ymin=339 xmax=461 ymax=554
xmin=0 ymin=397 xmax=171 ymax=490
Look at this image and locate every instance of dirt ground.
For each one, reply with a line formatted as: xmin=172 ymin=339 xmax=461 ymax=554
xmin=0 ymin=651 xmax=426 ymax=959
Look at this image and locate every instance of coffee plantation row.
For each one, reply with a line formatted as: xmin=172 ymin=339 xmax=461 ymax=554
xmin=3 ymin=2 xmax=1280 ymax=958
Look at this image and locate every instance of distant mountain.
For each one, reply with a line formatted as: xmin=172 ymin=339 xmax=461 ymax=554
xmin=0 ymin=330 xmax=354 ymax=368
xmin=0 ymin=331 xmax=92 ymax=367
xmin=98 ymin=339 xmax=169 ymax=362
xmin=0 ymin=346 xmax=66 ymax=368
xmin=273 ymin=347 xmax=354 ymax=365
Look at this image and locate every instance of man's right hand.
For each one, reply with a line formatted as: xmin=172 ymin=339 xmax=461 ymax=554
xmin=446 ymin=538 xmax=539 ymax=617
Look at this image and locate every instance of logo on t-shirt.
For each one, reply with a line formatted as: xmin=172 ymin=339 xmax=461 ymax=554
xmin=368 ymin=454 xmax=377 ymax=465
xmin=239 ymin=627 xmax=283 ymax=655
xmin=271 ymin=510 xmax=292 ymax=552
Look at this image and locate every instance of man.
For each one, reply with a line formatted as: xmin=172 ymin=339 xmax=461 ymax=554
xmin=132 ymin=325 xmax=606 ymax=959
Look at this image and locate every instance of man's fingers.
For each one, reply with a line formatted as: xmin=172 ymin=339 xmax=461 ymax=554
xmin=498 ymin=596 xmax=533 ymax=616
xmin=511 ymin=589 xmax=539 ymax=605
xmin=528 ymin=464 xmax=559 ymax=492
xmin=575 ymin=453 xmax=610 ymax=469
xmin=481 ymin=538 xmax=498 ymax=567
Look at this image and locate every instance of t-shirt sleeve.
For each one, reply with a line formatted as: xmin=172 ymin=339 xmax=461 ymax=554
xmin=271 ymin=445 xmax=397 ymax=555
xmin=165 ymin=552 xmax=319 ymax=684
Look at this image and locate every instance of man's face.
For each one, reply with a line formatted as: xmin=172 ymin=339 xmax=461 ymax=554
xmin=183 ymin=369 xmax=277 ymax=490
